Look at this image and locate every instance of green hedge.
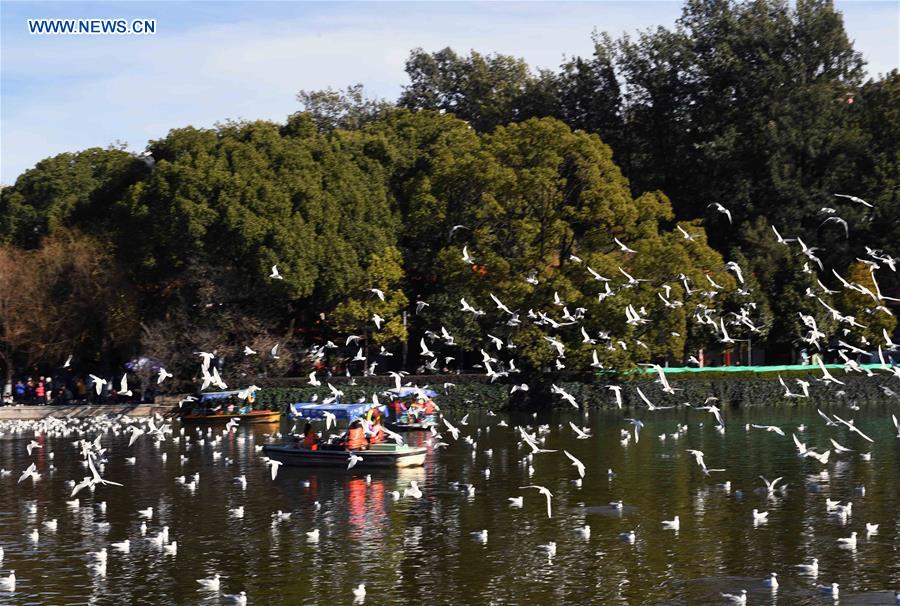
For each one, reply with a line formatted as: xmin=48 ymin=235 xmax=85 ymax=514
xmin=250 ymin=371 xmax=894 ymax=411
xmin=254 ymin=381 xmax=509 ymax=411
xmin=556 ymin=373 xmax=893 ymax=409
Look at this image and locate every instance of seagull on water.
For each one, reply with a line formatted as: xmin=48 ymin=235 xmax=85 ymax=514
xmin=403 ymin=481 xmax=423 ymax=499
xmin=759 ymin=476 xmax=783 ymax=495
xmin=796 ymin=558 xmax=818 ymax=576
xmin=111 ymin=539 xmax=130 ymax=553
xmin=224 ymin=591 xmax=247 ymax=605
xmin=721 ymin=589 xmax=747 ymax=604
xmin=837 ymin=532 xmax=857 ymax=549
xmin=662 ymin=516 xmax=680 ymax=531
xmin=197 ymin=573 xmax=221 ymax=591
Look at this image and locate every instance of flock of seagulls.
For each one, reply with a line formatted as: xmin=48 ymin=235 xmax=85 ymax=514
xmin=1 ymin=378 xmax=897 ymax=603
xmin=1 ymin=194 xmax=898 ymax=603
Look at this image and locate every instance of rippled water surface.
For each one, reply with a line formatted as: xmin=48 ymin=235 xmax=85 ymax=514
xmin=1 ymin=403 xmax=898 ymax=605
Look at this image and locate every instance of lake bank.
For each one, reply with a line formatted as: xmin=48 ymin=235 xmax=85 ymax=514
xmin=0 ymin=403 xmax=178 ymax=420
xmin=1 ymin=367 xmax=894 ymax=420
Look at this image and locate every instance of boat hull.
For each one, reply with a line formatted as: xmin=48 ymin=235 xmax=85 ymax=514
xmin=180 ymin=410 xmax=282 ymax=424
xmin=262 ymin=443 xmax=426 ymax=468
xmin=388 ymin=421 xmax=436 ymax=432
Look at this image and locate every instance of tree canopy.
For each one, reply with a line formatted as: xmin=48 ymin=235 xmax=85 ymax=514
xmin=1 ymin=0 xmax=896 ymax=391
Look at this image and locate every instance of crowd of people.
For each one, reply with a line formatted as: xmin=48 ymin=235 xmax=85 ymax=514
xmin=1 ymin=374 xmax=148 ymax=406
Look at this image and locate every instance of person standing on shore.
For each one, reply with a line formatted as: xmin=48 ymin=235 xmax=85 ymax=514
xmin=75 ymin=377 xmax=87 ymax=401
xmin=43 ymin=376 xmax=53 ymax=404
xmin=35 ymin=379 xmax=45 ymax=405
xmin=14 ymin=381 xmax=25 ymax=402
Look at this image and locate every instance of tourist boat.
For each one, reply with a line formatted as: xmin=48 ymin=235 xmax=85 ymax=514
xmin=180 ymin=388 xmax=281 ymax=424
xmin=290 ymin=401 xmax=387 ymax=422
xmin=275 ymin=401 xmax=425 ymax=467
xmin=384 ymin=386 xmax=439 ymax=432
xmin=263 ymin=442 xmax=427 ymax=468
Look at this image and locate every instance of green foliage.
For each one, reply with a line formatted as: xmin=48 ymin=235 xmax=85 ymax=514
xmin=295 ymin=84 xmax=392 ymax=131
xmin=331 ymin=246 xmax=409 ymax=351
xmin=254 ymin=381 xmax=509 ymax=411
xmin=837 ymin=261 xmax=897 ymax=346
xmin=396 ymin=1 xmax=898 ymax=358
xmin=399 ymin=47 xmax=557 ymax=131
xmin=0 ymin=146 xmax=150 ymax=248
xmin=2 ymin=4 xmax=896 ymax=388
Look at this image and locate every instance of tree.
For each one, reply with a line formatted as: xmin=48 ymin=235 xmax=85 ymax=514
xmin=331 ymin=247 xmax=409 ymax=371
xmin=295 ymin=84 xmax=392 ymax=132
xmin=387 ymin=116 xmax=735 ymax=371
xmin=0 ymin=231 xmax=138 ymax=393
xmin=556 ymin=32 xmax=626 ymax=164
xmin=0 ymin=146 xmax=150 ymax=248
xmin=399 ymin=47 xmax=557 ymax=132
xmin=836 ymin=261 xmax=897 ymax=348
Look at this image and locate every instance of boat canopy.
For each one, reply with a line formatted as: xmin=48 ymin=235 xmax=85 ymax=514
xmin=291 ymin=402 xmax=386 ymax=420
xmin=200 ymin=388 xmax=257 ymax=402
xmin=384 ymin=387 xmax=438 ymax=398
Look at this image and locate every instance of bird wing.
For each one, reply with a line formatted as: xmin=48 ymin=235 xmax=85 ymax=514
xmin=635 ymin=387 xmax=653 ymax=408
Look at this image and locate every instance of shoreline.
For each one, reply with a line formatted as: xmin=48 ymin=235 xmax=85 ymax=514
xmin=0 ymin=403 xmax=178 ymax=420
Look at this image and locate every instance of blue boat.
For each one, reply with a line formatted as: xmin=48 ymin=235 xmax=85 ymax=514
xmin=290 ymin=401 xmax=386 ymax=422
xmin=383 ymin=387 xmax=440 ymax=432
xmin=383 ymin=387 xmax=438 ymax=398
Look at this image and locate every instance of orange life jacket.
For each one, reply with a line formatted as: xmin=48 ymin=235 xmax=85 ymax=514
xmin=303 ymin=433 xmax=318 ymax=450
xmin=347 ymin=426 xmax=366 ymax=450
xmin=369 ymin=427 xmax=385 ymax=444
xmin=424 ymin=399 xmax=436 ymax=414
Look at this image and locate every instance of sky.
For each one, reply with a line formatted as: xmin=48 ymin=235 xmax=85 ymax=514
xmin=1 ymin=1 xmax=898 ymax=184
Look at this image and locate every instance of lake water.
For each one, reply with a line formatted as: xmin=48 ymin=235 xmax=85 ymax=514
xmin=1 ymin=403 xmax=898 ymax=605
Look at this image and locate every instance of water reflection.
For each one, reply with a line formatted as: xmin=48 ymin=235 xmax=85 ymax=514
xmin=0 ymin=404 xmax=898 ymax=605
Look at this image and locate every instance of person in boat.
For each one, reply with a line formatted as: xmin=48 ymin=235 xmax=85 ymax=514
xmin=301 ymin=422 xmax=319 ymax=450
xmin=392 ymin=399 xmax=407 ymax=418
xmin=343 ymin=419 xmax=368 ymax=450
xmin=368 ymin=416 xmax=386 ymax=445
xmin=408 ymin=397 xmax=426 ymax=422
xmin=423 ymin=397 xmax=439 ymax=416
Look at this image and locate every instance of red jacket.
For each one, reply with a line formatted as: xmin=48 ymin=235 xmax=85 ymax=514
xmin=347 ymin=426 xmax=366 ymax=450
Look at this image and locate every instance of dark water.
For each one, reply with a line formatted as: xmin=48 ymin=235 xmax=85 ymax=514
xmin=1 ymin=403 xmax=898 ymax=605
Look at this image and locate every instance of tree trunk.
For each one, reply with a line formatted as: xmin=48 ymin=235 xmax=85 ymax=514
xmin=1 ymin=354 xmax=12 ymax=398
